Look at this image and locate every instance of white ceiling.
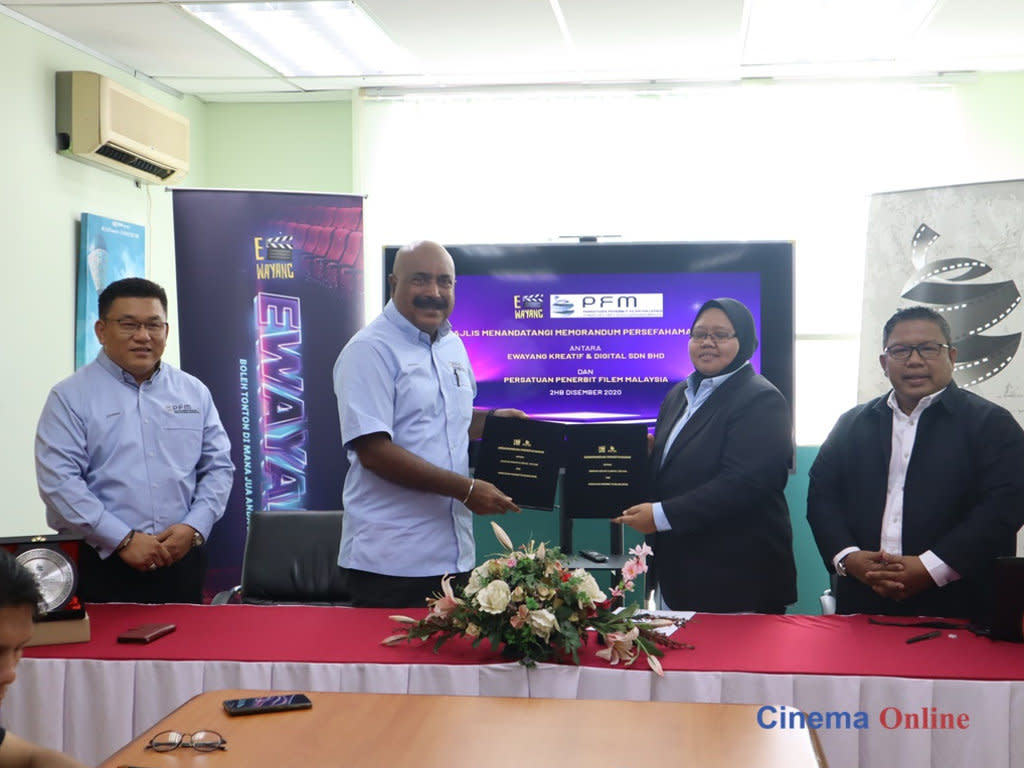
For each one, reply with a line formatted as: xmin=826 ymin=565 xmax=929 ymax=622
xmin=5 ymin=0 xmax=1024 ymax=101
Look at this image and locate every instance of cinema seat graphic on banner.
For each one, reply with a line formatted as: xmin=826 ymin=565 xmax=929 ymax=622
xmin=255 ymin=292 xmax=308 ymax=509
xmin=901 ymin=223 xmax=1021 ymax=387
xmin=173 ymin=188 xmax=363 ymax=596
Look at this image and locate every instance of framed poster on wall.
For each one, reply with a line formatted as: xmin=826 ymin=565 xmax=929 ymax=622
xmin=75 ymin=213 xmax=145 ymax=368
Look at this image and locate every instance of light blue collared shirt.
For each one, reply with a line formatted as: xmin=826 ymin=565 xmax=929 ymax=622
xmin=652 ymin=363 xmax=748 ymax=531
xmin=333 ymin=301 xmax=476 ymax=576
xmin=35 ymin=350 xmax=234 ymax=558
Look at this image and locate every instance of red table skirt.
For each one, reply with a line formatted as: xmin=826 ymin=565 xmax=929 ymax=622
xmin=25 ymin=603 xmax=1024 ymax=681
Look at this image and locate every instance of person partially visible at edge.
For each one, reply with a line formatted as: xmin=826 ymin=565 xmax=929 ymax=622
xmin=35 ymin=277 xmax=234 ymax=603
xmin=0 ymin=548 xmax=89 ymax=768
xmin=807 ymin=305 xmax=1024 ymax=619
xmin=333 ymin=240 xmax=526 ymax=608
xmin=613 ymin=298 xmax=797 ymax=613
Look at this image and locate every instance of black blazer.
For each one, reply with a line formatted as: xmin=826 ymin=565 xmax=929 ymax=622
xmin=807 ymin=383 xmax=1024 ymax=620
xmin=648 ymin=365 xmax=797 ymax=612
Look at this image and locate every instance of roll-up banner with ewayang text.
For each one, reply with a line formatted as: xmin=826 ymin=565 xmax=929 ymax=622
xmin=172 ymin=189 xmax=364 ymax=594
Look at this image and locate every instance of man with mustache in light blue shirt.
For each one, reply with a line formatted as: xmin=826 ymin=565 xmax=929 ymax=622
xmin=334 ymin=240 xmax=524 ymax=608
xmin=35 ymin=278 xmax=233 ymax=603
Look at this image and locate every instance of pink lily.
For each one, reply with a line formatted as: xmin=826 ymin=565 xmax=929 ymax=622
xmin=427 ymin=574 xmax=463 ymax=619
xmin=595 ymin=627 xmax=640 ymax=666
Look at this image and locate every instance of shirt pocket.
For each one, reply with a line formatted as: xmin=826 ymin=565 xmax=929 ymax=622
xmin=443 ymin=359 xmax=474 ymax=393
xmin=442 ymin=362 xmax=475 ymax=428
xmin=160 ymin=410 xmax=204 ymax=473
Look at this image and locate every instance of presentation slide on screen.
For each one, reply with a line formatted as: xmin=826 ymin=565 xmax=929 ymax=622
xmin=452 ymin=272 xmax=761 ymax=422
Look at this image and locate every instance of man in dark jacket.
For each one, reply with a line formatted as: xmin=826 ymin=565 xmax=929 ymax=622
xmin=808 ymin=306 xmax=1024 ymax=619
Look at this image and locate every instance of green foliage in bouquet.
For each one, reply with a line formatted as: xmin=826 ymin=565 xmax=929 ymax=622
xmin=384 ymin=522 xmax=691 ymax=674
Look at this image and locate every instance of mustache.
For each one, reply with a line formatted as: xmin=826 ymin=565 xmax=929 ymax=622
xmin=412 ymin=296 xmax=449 ymax=310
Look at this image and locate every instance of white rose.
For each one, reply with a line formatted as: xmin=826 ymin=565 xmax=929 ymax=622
xmin=464 ymin=564 xmax=490 ymax=596
xmin=572 ymin=568 xmax=607 ymax=607
xmin=527 ymin=608 xmax=559 ymax=641
xmin=475 ymin=579 xmax=512 ymax=614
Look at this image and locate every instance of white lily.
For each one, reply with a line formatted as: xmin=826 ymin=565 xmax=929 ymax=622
xmin=491 ymin=521 xmax=514 ymax=551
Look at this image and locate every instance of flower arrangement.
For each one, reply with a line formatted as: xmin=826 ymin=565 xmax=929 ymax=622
xmin=383 ymin=522 xmax=691 ymax=675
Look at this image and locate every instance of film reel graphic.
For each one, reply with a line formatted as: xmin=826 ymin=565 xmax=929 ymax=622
xmin=900 ymin=224 xmax=1021 ymax=387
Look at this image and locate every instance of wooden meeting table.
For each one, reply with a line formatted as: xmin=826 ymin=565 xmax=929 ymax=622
xmin=99 ymin=689 xmax=826 ymax=767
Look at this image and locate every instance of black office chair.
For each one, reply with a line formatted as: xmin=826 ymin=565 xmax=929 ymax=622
xmin=212 ymin=509 xmax=351 ymax=605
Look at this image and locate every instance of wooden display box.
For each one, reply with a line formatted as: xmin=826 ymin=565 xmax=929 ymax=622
xmin=27 ymin=612 xmax=91 ymax=647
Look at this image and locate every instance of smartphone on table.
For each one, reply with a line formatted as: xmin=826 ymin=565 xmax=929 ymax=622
xmin=222 ymin=693 xmax=313 ymax=716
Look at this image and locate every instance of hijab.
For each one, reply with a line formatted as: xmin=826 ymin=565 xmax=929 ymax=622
xmin=689 ymin=297 xmax=759 ymax=385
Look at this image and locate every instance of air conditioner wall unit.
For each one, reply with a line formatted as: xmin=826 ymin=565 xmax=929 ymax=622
xmin=55 ymin=71 xmax=190 ymax=185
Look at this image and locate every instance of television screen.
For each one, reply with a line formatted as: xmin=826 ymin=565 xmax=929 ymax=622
xmin=383 ymin=241 xmax=793 ymax=426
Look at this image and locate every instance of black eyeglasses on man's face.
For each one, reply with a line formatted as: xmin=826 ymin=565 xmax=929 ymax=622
xmin=884 ymin=342 xmax=952 ymax=361
xmin=106 ymin=317 xmax=169 ymax=337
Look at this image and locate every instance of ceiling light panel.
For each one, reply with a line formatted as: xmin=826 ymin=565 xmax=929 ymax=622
xmin=8 ymin=2 xmax=274 ymax=77
xmin=181 ymin=0 xmax=419 ymax=77
xmin=360 ymin=0 xmax=568 ymax=75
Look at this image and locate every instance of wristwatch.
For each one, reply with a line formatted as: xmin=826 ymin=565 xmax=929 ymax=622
xmin=191 ymin=529 xmax=205 ymax=548
xmin=836 ymin=553 xmax=850 ymax=577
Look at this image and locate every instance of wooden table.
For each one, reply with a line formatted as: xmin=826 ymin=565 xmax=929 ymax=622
xmin=99 ymin=689 xmax=826 ymax=767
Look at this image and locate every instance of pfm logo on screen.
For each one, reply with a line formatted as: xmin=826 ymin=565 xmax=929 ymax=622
xmin=514 ymin=294 xmax=545 ymax=319
xmin=253 ymin=235 xmax=295 ymax=280
xmin=549 ymin=293 xmax=664 ymax=319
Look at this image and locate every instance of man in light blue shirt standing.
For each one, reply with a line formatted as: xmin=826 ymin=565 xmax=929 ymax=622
xmin=35 ymin=278 xmax=233 ymax=603
xmin=334 ymin=240 xmax=523 ymax=607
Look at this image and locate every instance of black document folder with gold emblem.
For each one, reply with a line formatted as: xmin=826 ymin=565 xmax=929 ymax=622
xmin=562 ymin=423 xmax=648 ymax=518
xmin=474 ymin=415 xmax=565 ymax=510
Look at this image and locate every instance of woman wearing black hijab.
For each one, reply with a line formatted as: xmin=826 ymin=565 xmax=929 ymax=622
xmin=614 ymin=298 xmax=797 ymax=613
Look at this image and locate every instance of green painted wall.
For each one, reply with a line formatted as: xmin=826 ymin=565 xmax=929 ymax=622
xmin=0 ymin=12 xmax=208 ymax=536
xmin=0 ymin=9 xmax=360 ymax=536
xmin=201 ymin=101 xmax=355 ymax=194
xmin=787 ymin=446 xmax=828 ymax=614
xmin=473 ymin=445 xmax=826 ymax=614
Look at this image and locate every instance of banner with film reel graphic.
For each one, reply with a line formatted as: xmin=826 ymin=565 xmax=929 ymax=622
xmin=902 ymin=223 xmax=1021 ymax=387
xmin=863 ymin=179 xmax=1024 ymax=417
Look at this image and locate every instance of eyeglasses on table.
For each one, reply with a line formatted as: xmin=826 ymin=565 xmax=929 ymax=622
xmin=145 ymin=729 xmax=227 ymax=752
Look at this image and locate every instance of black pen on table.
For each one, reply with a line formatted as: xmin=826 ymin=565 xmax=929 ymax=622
xmin=906 ymin=630 xmax=942 ymax=644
